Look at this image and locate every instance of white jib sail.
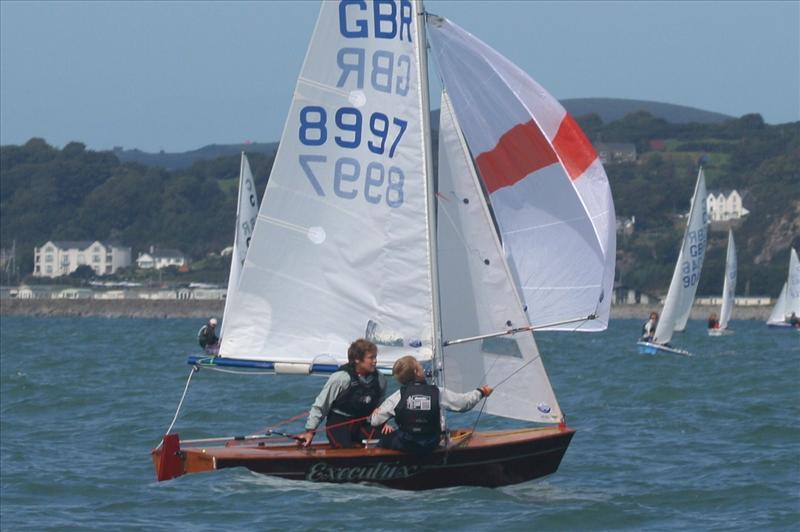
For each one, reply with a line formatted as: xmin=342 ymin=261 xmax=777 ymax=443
xmin=220 ymin=152 xmax=259 ymax=339
xmin=654 ymin=168 xmax=709 ymax=343
xmin=768 ymin=283 xmax=788 ymax=324
xmin=718 ymin=229 xmax=737 ymax=330
xmin=437 ymin=91 xmax=561 ymax=423
xmin=426 ymin=14 xmax=616 ymax=331
xmin=770 ymin=248 xmax=800 ymax=323
xmin=788 ymin=248 xmax=800 ymax=317
xmin=220 ymin=1 xmax=434 ymax=367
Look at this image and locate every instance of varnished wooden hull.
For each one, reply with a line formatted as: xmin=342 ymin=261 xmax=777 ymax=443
xmin=152 ymin=426 xmax=574 ymax=490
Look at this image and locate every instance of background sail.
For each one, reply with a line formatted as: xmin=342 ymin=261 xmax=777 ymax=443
xmin=718 ymin=229 xmax=737 ymax=330
xmin=788 ymin=248 xmax=800 ymax=317
xmin=426 ymin=15 xmax=616 ymax=331
xmin=767 ymin=284 xmax=788 ymax=324
xmin=220 ymin=153 xmax=259 ymax=339
xmin=220 ymin=1 xmax=434 ymax=366
xmin=437 ymin=91 xmax=561 ymax=423
xmin=654 ymin=169 xmax=708 ymax=343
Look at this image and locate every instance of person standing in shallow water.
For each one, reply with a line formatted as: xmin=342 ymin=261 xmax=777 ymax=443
xmin=369 ymin=355 xmax=493 ymax=454
xmin=298 ymin=339 xmax=387 ymax=448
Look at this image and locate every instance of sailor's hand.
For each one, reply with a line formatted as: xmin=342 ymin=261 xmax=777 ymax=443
xmin=298 ymin=431 xmax=314 ymax=447
xmin=381 ymin=424 xmax=395 ymax=435
xmin=478 ymin=385 xmax=493 ymax=397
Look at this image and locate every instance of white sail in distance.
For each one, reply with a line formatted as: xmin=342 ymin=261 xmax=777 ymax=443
xmin=219 ymin=1 xmax=434 ymax=367
xmin=426 ymin=14 xmax=616 ymax=331
xmin=717 ymin=229 xmax=737 ymax=330
xmin=768 ymin=248 xmax=800 ymax=324
xmin=220 ymin=153 xmax=259 ymax=339
xmin=654 ymin=168 xmax=709 ymax=343
xmin=437 ymin=91 xmax=561 ymax=423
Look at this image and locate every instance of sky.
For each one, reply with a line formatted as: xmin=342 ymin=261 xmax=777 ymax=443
xmin=1 ymin=0 xmax=798 ymax=153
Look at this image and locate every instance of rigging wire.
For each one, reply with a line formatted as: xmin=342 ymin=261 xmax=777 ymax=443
xmin=455 ymin=315 xmax=590 ymax=446
xmin=156 ymin=364 xmax=199 ymax=449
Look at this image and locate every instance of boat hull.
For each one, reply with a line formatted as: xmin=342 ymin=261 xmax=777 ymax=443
xmin=707 ymin=328 xmax=733 ymax=336
xmin=636 ymin=341 xmax=691 ymax=356
xmin=767 ymin=322 xmax=799 ymax=330
xmin=152 ymin=426 xmax=574 ymax=490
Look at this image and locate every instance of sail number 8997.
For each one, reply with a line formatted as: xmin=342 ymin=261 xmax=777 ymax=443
xmin=299 ymin=155 xmax=404 ymax=208
xmin=298 ymin=106 xmax=407 ymax=158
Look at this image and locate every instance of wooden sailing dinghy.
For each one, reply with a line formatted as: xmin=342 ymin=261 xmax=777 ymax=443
xmin=153 ymin=0 xmax=616 ymax=489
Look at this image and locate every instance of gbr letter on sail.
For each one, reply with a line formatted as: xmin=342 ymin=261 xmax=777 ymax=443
xmin=219 ymin=0 xmax=435 ymax=365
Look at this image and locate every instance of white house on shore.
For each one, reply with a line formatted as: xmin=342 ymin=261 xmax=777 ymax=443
xmin=136 ymin=247 xmax=188 ymax=270
xmin=706 ymin=189 xmax=750 ymax=222
xmin=33 ymin=240 xmax=131 ymax=278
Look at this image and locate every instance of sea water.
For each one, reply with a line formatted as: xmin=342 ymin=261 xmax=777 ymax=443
xmin=1 ymin=317 xmax=798 ymax=530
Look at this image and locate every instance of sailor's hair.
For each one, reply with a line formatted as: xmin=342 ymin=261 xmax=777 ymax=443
xmin=392 ymin=355 xmax=419 ymax=385
xmin=347 ymin=338 xmax=377 ymax=365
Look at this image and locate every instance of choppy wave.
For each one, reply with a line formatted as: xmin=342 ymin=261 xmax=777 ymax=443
xmin=1 ymin=317 xmax=798 ymax=530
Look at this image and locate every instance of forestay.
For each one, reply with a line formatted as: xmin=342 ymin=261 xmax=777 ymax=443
xmin=220 ymin=153 xmax=260 ymax=339
xmin=220 ymin=1 xmax=434 ymax=366
xmin=718 ymin=229 xmax=737 ymax=330
xmin=437 ymin=91 xmax=561 ymax=423
xmin=654 ymin=169 xmax=708 ymax=343
xmin=426 ymin=15 xmax=616 ymax=331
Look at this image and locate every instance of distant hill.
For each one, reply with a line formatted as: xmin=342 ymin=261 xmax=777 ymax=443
xmin=113 ymin=142 xmax=279 ymax=171
xmin=562 ymin=98 xmax=734 ymax=125
xmin=111 ymin=99 xmax=733 ymax=170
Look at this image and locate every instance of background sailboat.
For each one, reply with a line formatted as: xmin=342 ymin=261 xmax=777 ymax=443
xmin=219 ymin=152 xmax=260 ymax=341
xmin=638 ymin=168 xmax=708 ymax=355
xmin=155 ymin=0 xmax=615 ymax=488
xmin=766 ymin=248 xmax=800 ymax=329
xmin=709 ymin=229 xmax=736 ymax=336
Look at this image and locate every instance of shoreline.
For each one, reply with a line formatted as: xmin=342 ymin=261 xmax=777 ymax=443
xmin=0 ymin=299 xmax=772 ymax=320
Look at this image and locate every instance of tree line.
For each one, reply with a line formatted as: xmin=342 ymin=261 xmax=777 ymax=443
xmin=1 ymin=111 xmax=797 ymax=296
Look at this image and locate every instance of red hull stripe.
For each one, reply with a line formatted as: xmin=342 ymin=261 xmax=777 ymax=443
xmin=475 ymin=120 xmax=558 ymax=194
xmin=552 ymin=114 xmax=598 ymax=181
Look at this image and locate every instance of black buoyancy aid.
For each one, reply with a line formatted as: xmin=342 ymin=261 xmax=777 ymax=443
xmin=395 ymin=381 xmax=441 ymax=436
xmin=330 ymin=364 xmax=382 ymax=418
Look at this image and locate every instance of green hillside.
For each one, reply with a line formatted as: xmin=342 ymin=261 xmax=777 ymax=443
xmin=1 ymin=111 xmax=797 ymax=296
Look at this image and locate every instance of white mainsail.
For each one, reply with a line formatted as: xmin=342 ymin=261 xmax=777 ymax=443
xmin=220 ymin=153 xmax=259 ymax=339
xmin=767 ymin=284 xmax=787 ymax=325
xmin=717 ymin=229 xmax=737 ymax=330
xmin=653 ymin=168 xmax=708 ymax=343
xmin=438 ymin=91 xmax=560 ymax=423
xmin=767 ymin=248 xmax=800 ymax=324
xmin=220 ymin=1 xmax=434 ymax=366
xmin=426 ymin=15 xmax=616 ymax=331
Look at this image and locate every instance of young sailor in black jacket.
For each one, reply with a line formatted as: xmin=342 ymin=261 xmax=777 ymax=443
xmin=298 ymin=339 xmax=387 ymax=448
xmin=369 ymin=355 xmax=493 ymax=454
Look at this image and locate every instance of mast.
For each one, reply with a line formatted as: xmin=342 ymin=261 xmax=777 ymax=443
xmin=415 ymin=0 xmax=444 ymax=386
